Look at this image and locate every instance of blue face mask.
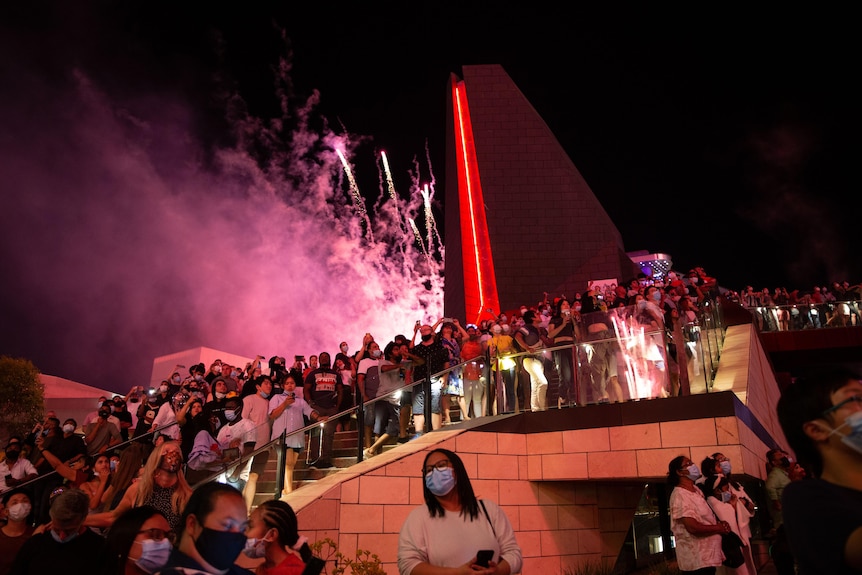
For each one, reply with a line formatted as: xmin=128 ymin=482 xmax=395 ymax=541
xmin=425 ymin=467 xmax=456 ymax=496
xmin=719 ymin=460 xmax=732 ymax=475
xmin=686 ymin=464 xmax=701 ymax=481
xmin=260 ymin=391 xmax=270 ymax=399
xmin=720 ymin=491 xmax=733 ymax=504
xmin=51 ymin=528 xmax=79 ymax=544
xmin=134 ymin=538 xmax=172 ymax=574
xmin=829 ymin=411 xmax=862 ymax=456
xmin=652 ymin=291 xmax=662 ymax=302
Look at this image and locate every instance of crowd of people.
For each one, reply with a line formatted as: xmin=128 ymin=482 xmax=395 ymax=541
xmin=3 ymin=264 xmax=862 ymax=574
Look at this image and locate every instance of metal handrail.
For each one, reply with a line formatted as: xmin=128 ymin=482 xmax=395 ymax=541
xmin=1 ymin=420 xmax=180 ymax=496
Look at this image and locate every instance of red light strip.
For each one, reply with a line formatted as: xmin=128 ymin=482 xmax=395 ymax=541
xmin=451 ymin=78 xmax=499 ymax=324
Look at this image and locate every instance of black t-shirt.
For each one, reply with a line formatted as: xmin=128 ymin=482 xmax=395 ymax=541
xmin=113 ymin=410 xmax=133 ymax=441
xmin=411 ymin=339 xmax=449 ymax=383
xmin=10 ymin=528 xmax=105 ymax=575
xmin=53 ymin=434 xmax=87 ymax=463
xmin=782 ymin=477 xmax=862 ymax=575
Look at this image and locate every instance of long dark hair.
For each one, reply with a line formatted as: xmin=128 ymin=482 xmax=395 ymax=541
xmin=99 ymin=505 xmax=166 ymax=575
xmin=105 ymin=443 xmax=148 ymax=511
xmin=421 ymin=448 xmax=479 ymax=520
xmin=667 ymin=455 xmax=687 ymax=488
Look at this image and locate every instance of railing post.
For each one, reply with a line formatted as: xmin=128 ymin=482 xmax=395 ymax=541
xmin=356 ymin=388 xmax=365 ymax=461
xmin=275 ymin=430 xmax=286 ymax=497
xmin=423 ymin=376 xmax=432 ymax=434
xmin=673 ymin=315 xmax=690 ymax=396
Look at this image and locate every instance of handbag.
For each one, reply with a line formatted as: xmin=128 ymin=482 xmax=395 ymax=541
xmin=719 ymin=529 xmax=745 ymax=568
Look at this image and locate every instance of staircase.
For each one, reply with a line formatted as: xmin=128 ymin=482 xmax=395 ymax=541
xmin=250 ymin=404 xmax=469 ymax=508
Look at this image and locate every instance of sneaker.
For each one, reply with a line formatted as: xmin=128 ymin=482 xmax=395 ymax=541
xmin=310 ymin=460 xmax=332 ymax=469
xmin=397 ymin=436 xmax=410 ymax=444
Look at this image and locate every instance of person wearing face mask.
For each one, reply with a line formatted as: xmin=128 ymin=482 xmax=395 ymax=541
xmin=216 ymin=397 xmax=257 ymax=490
xmin=0 ymin=489 xmax=35 ymax=575
xmin=85 ymin=441 xmax=192 ymax=533
xmin=150 ymin=390 xmax=182 ymax=445
xmin=241 ymin=377 xmax=274 ymax=513
xmin=97 ymin=505 xmax=172 ymax=575
xmin=0 ymin=438 xmax=37 ymax=493
xmin=776 ymin=367 xmax=862 ymax=574
xmin=9 ymin=488 xmax=104 ymax=575
xmin=356 ymin=341 xmax=383 ymax=451
xmin=134 ymin=394 xmax=163 ymax=443
xmin=705 ymin=453 xmax=756 ymax=569
xmin=667 ymin=455 xmax=729 ymax=574
xmin=268 ymin=374 xmax=323 ymax=496
xmin=398 ymin=448 xmax=522 ymax=575
xmin=112 ymin=397 xmax=134 ymax=442
xmin=363 ymin=341 xmax=404 ymax=459
xmin=205 ymin=378 xmax=232 ymax=429
xmin=409 ymin=320 xmax=449 ymax=435
xmin=700 ymin=475 xmax=754 ymax=575
xmin=243 ymin=499 xmax=323 ymax=575
xmin=159 ymin=482 xmax=252 ymax=575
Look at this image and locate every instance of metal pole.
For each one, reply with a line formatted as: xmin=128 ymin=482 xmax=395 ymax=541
xmin=356 ymin=386 xmax=365 ymax=461
xmin=275 ymin=430 xmax=286 ymax=496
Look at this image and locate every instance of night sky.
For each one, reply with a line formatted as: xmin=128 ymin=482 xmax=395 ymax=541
xmin=1 ymin=4 xmax=859 ymax=392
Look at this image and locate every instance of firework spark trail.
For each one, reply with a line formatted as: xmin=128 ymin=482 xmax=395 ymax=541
xmin=336 ymin=148 xmax=374 ymax=243
xmin=0 ymin=51 xmax=447 ymax=387
xmin=409 ymin=218 xmax=428 ymax=256
xmin=380 ymin=151 xmax=406 ymax=234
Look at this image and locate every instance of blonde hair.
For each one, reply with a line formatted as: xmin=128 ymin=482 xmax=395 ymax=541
xmin=134 ymin=440 xmax=192 ymax=516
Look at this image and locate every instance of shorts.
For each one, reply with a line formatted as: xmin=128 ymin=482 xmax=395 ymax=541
xmin=373 ymin=401 xmax=400 ymax=436
xmin=412 ymin=379 xmax=442 ymax=415
xmin=400 ymin=389 xmax=412 ymax=407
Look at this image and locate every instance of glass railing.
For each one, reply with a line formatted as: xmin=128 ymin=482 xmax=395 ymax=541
xmin=743 ymin=299 xmax=862 ymax=331
xmin=8 ymin=297 xmax=730 ymax=506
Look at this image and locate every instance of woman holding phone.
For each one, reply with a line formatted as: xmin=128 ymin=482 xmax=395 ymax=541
xmin=397 ymin=448 xmax=522 ymax=575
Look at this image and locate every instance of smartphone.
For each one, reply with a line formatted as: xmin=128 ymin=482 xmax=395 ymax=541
xmin=476 ymin=550 xmax=493 ymax=567
xmin=222 ymin=447 xmax=240 ymax=460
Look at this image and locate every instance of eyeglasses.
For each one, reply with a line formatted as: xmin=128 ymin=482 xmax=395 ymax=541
xmin=423 ymin=460 xmax=452 ymax=475
xmin=139 ymin=528 xmax=175 ymax=542
xmin=822 ymin=394 xmax=862 ymax=417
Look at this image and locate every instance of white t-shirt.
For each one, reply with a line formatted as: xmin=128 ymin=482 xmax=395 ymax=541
xmin=398 ymin=498 xmax=522 ymax=575
xmin=0 ymin=458 xmax=38 ymax=492
xmin=216 ymin=417 xmax=256 ymax=451
xmin=152 ymin=403 xmax=179 ymax=440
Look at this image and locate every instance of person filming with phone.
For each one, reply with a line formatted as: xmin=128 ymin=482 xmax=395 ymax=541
xmin=397 ymin=448 xmax=522 ymax=574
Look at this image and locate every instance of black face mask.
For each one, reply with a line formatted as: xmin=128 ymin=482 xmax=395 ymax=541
xmin=194 ymin=526 xmax=247 ymax=570
xmin=5 ymin=448 xmax=20 ymax=460
xmin=421 ymin=333 xmax=433 ymax=342
xmin=779 ymin=456 xmax=790 ymax=468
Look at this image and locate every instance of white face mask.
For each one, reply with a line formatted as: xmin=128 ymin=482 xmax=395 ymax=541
xmin=7 ymin=502 xmax=31 ymax=521
xmin=242 ymin=534 xmax=273 ymax=559
xmin=62 ymin=423 xmax=75 ymax=434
